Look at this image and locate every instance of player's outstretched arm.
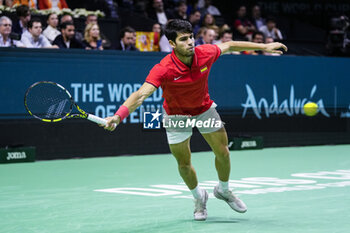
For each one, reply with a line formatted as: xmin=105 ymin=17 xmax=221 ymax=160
xmin=103 ymin=82 xmax=157 ymax=131
xmin=217 ymin=41 xmax=288 ymax=55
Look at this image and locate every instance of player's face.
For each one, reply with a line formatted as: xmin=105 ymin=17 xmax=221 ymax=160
xmin=173 ymin=32 xmax=195 ymax=56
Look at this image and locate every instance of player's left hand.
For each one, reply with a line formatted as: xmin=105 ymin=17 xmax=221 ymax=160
xmin=264 ymin=42 xmax=288 ymax=54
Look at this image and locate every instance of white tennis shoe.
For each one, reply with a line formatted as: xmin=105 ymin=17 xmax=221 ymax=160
xmin=213 ymin=184 xmax=247 ymax=213
xmin=193 ymin=189 xmax=208 ymax=221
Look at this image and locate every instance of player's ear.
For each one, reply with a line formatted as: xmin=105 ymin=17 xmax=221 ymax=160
xmin=169 ymin=40 xmax=176 ymax=49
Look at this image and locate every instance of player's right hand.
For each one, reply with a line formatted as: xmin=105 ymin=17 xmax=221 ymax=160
xmin=103 ymin=115 xmax=120 ymax=131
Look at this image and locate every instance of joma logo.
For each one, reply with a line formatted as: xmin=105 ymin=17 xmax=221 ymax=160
xmin=7 ymin=152 xmax=26 ymax=160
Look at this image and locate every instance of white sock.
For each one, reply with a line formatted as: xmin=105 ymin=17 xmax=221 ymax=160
xmin=219 ymin=180 xmax=229 ymax=192
xmin=190 ymin=186 xmax=203 ymax=199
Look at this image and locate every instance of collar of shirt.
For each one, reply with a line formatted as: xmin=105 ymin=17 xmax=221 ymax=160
xmin=170 ymin=49 xmax=198 ymax=72
xmin=120 ymin=40 xmax=125 ymax=50
xmin=0 ymin=35 xmax=11 ymax=47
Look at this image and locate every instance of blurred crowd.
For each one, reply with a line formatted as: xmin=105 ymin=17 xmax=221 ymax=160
xmin=0 ymin=0 xmax=284 ymax=55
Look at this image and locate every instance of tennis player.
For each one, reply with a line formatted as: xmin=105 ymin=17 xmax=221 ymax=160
xmin=104 ymin=19 xmax=287 ymax=221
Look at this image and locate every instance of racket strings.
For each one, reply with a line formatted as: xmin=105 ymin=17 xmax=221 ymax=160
xmin=25 ymin=83 xmax=72 ymax=120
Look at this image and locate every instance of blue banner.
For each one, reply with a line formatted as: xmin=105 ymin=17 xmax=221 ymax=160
xmin=1 ymin=48 xmax=350 ymax=121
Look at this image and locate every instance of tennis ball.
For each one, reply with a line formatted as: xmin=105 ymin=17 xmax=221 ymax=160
xmin=303 ymin=102 xmax=318 ymax=116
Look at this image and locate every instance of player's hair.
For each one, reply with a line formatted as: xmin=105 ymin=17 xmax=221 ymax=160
xmin=165 ymin=19 xmax=193 ymax=43
xmin=27 ymin=18 xmax=42 ymax=29
xmin=120 ymin=26 xmax=136 ymax=39
xmin=60 ymin=21 xmax=74 ymax=30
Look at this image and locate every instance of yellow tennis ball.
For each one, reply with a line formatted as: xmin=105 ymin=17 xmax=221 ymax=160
xmin=303 ymin=102 xmax=318 ymax=116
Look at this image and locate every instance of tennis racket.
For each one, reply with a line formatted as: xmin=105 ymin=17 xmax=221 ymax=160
xmin=24 ymin=81 xmax=114 ymax=126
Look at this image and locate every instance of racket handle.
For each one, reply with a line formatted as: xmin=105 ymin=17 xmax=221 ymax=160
xmin=87 ymin=114 xmax=117 ymax=128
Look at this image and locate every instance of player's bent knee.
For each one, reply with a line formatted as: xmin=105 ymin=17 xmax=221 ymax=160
xmin=215 ymin=146 xmax=230 ymax=159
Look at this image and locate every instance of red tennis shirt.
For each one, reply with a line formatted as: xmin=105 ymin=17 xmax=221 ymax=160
xmin=145 ymin=44 xmax=221 ymax=116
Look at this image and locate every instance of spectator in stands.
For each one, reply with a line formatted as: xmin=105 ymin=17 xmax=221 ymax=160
xmin=52 ymin=21 xmax=83 ymax=49
xmin=115 ymin=26 xmax=138 ymax=51
xmin=42 ymin=13 xmax=60 ymax=44
xmin=189 ymin=9 xmax=201 ymax=36
xmin=199 ymin=0 xmax=221 ymax=16
xmin=72 ymin=13 xmax=110 ymax=49
xmin=12 ymin=5 xmax=31 ymax=36
xmin=215 ymin=29 xmax=239 ymax=55
xmin=1 ymin=0 xmax=14 ymax=7
xmin=259 ymin=17 xmax=283 ymax=41
xmin=202 ymin=13 xmax=215 ymax=28
xmin=173 ymin=1 xmax=187 ymax=20
xmin=21 ymin=18 xmax=58 ymax=48
xmin=153 ymin=22 xmax=172 ymax=52
xmin=252 ymin=31 xmax=264 ymax=43
xmin=60 ymin=13 xmax=73 ymax=24
xmin=195 ymin=27 xmax=214 ymax=46
xmin=216 ymin=29 xmax=232 ymax=44
xmin=59 ymin=13 xmax=85 ymax=44
xmin=147 ymin=0 xmax=173 ymax=26
xmin=241 ymin=31 xmax=264 ymax=55
xmin=38 ymin=0 xmax=68 ymax=10
xmin=0 ymin=16 xmax=23 ymax=47
xmin=195 ymin=26 xmax=205 ymax=39
xmin=102 ymin=0 xmax=119 ymax=18
xmin=82 ymin=22 xmax=103 ymax=50
xmin=67 ymin=0 xmax=118 ymax=19
xmin=265 ymin=36 xmax=274 ymax=44
xmin=152 ymin=23 xmax=161 ymax=34
xmin=87 ymin=14 xmax=111 ymax=48
xmin=86 ymin=14 xmax=98 ymax=25
xmin=251 ymin=5 xmax=265 ymax=31
xmin=12 ymin=0 xmax=37 ymax=8
xmin=234 ymin=5 xmax=255 ymax=41
xmin=208 ymin=25 xmax=219 ymax=43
